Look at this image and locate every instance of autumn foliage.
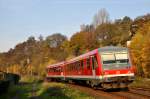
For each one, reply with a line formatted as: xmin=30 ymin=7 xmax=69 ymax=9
xmin=130 ymin=21 xmax=150 ymax=77
xmin=0 ymin=9 xmax=150 ymax=78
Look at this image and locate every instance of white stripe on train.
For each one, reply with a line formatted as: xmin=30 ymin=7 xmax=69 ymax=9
xmin=47 ymin=73 xmax=134 ymax=79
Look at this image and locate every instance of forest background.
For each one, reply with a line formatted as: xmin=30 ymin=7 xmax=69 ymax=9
xmin=0 ymin=9 xmax=150 ymax=78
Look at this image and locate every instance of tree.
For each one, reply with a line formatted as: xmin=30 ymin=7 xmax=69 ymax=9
xmin=69 ymin=32 xmax=87 ymax=56
xmin=114 ymin=16 xmax=133 ymax=45
xmin=46 ymin=33 xmax=67 ymax=48
xmin=38 ymin=35 xmax=44 ymax=42
xmin=130 ymin=14 xmax=150 ymax=37
xmin=80 ymin=24 xmax=94 ymax=32
xmin=94 ymin=23 xmax=121 ymax=46
xmin=93 ymin=8 xmax=110 ymax=28
xmin=27 ymin=36 xmax=36 ymax=43
xmin=130 ymin=22 xmax=150 ymax=77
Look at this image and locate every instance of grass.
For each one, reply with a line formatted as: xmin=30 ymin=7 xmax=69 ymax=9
xmin=0 ymin=82 xmax=35 ymax=99
xmin=0 ymin=76 xmax=94 ymax=99
xmin=129 ymin=76 xmax=150 ymax=88
xmin=3 ymin=76 xmax=150 ymax=99
xmin=38 ymin=82 xmax=94 ymax=99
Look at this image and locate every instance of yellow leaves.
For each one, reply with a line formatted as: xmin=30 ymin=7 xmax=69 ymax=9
xmin=130 ymin=22 xmax=150 ymax=77
xmin=137 ymin=21 xmax=150 ymax=36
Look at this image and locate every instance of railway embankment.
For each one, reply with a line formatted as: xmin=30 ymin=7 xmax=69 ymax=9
xmin=129 ymin=77 xmax=150 ymax=88
xmin=0 ymin=76 xmax=95 ymax=99
xmin=1 ymin=76 xmax=150 ymax=99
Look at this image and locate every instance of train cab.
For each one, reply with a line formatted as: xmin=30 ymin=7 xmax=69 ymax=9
xmin=98 ymin=46 xmax=135 ymax=89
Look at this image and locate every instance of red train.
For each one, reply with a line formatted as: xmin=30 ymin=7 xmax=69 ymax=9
xmin=46 ymin=46 xmax=135 ymax=89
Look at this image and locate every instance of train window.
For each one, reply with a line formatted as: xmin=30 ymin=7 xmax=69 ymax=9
xmin=66 ymin=65 xmax=68 ymax=71
xmin=72 ymin=63 xmax=74 ymax=71
xmin=57 ymin=68 xmax=60 ymax=72
xmin=73 ymin=64 xmax=74 ymax=71
xmin=60 ymin=67 xmax=63 ymax=72
xmin=69 ymin=65 xmax=70 ymax=71
xmin=54 ymin=68 xmax=56 ymax=72
xmin=69 ymin=64 xmax=71 ymax=71
xmin=73 ymin=64 xmax=75 ymax=71
xmin=86 ymin=58 xmax=90 ymax=69
xmin=82 ymin=60 xmax=84 ymax=69
xmin=101 ymin=53 xmax=116 ymax=64
xmin=67 ymin=64 xmax=70 ymax=71
xmin=55 ymin=67 xmax=57 ymax=72
xmin=75 ymin=62 xmax=77 ymax=70
xmin=77 ymin=61 xmax=81 ymax=70
xmin=79 ymin=61 xmax=81 ymax=70
xmin=115 ymin=52 xmax=129 ymax=64
xmin=69 ymin=65 xmax=71 ymax=71
xmin=92 ymin=56 xmax=98 ymax=69
xmin=80 ymin=60 xmax=83 ymax=69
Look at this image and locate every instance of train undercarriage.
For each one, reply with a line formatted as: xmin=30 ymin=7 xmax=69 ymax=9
xmin=46 ymin=75 xmax=135 ymax=90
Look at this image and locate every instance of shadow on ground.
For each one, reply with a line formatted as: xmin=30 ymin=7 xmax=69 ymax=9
xmin=19 ymin=82 xmax=70 ymax=99
xmin=38 ymin=86 xmax=70 ymax=99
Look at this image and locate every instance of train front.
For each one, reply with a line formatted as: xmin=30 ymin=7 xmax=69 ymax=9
xmin=99 ymin=47 xmax=135 ymax=89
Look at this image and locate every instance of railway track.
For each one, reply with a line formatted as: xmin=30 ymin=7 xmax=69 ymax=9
xmin=130 ymin=87 xmax=150 ymax=92
xmin=129 ymin=87 xmax=150 ymax=98
xmin=68 ymin=83 xmax=123 ymax=99
xmin=110 ymin=91 xmax=150 ymax=99
xmin=67 ymin=83 xmax=150 ymax=99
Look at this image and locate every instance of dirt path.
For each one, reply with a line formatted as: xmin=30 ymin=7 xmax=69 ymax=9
xmin=30 ymin=83 xmax=39 ymax=99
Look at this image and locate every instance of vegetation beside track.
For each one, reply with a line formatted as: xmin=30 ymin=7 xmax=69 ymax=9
xmin=129 ymin=77 xmax=150 ymax=88
xmin=0 ymin=76 xmax=94 ymax=99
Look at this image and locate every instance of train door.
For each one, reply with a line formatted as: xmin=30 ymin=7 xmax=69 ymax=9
xmin=86 ymin=57 xmax=92 ymax=75
xmin=91 ymin=55 xmax=98 ymax=78
xmin=82 ymin=59 xmax=86 ymax=75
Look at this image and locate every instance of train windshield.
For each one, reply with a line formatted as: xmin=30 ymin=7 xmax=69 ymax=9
xmin=101 ymin=51 xmax=130 ymax=70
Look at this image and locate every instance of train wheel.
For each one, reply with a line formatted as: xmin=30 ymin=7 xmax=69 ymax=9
xmin=112 ymin=83 xmax=119 ymax=89
xmin=90 ymin=81 xmax=97 ymax=90
xmin=102 ymin=83 xmax=112 ymax=89
xmin=86 ymin=80 xmax=90 ymax=86
xmin=68 ymin=80 xmax=74 ymax=84
xmin=120 ymin=83 xmax=127 ymax=88
xmin=46 ymin=78 xmax=52 ymax=82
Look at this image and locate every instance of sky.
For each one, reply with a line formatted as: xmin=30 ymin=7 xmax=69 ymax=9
xmin=0 ymin=0 xmax=150 ymax=52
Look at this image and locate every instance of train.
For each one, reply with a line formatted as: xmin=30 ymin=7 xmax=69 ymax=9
xmin=46 ymin=46 xmax=135 ymax=89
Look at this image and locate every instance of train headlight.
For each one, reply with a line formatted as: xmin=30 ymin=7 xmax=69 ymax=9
xmin=128 ymin=71 xmax=131 ymax=74
xmin=105 ymin=72 xmax=109 ymax=75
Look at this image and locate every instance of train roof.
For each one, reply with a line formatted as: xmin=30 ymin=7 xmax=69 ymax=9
xmin=47 ymin=61 xmax=65 ymax=68
xmin=66 ymin=46 xmax=128 ymax=64
xmin=46 ymin=46 xmax=128 ymax=68
xmin=66 ymin=49 xmax=98 ymax=64
xmin=98 ymin=46 xmax=128 ymax=52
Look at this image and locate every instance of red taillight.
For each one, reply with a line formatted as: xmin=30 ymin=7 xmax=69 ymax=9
xmin=127 ymin=71 xmax=131 ymax=74
xmin=116 ymin=71 xmax=120 ymax=74
xmin=104 ymin=72 xmax=109 ymax=75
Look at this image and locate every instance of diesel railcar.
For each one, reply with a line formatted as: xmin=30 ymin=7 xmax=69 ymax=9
xmin=46 ymin=46 xmax=135 ymax=89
